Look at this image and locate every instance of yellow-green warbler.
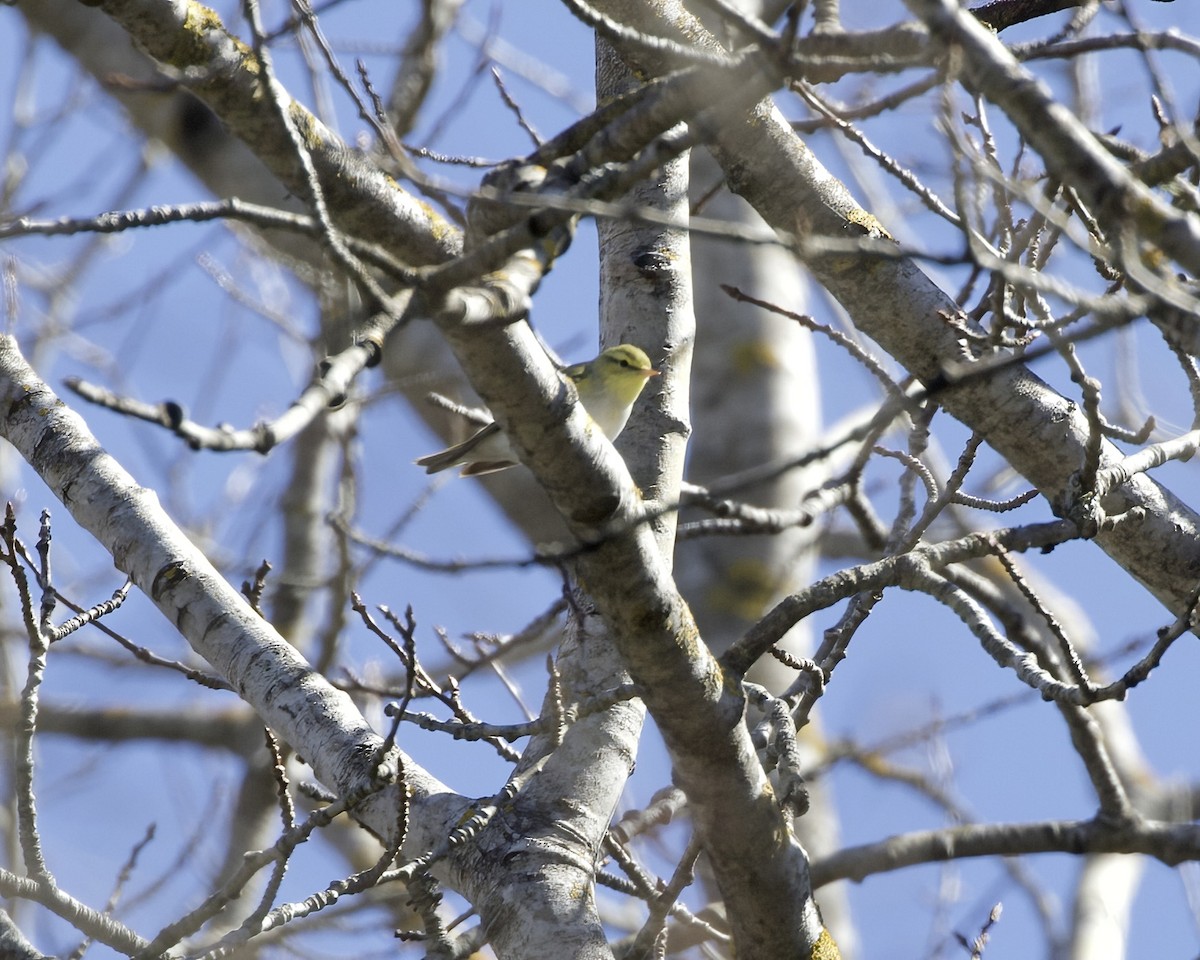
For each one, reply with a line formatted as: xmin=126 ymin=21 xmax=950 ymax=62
xmin=416 ymin=344 xmax=659 ymax=477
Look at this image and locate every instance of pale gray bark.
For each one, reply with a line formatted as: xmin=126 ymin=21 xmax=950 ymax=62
xmin=1069 ymin=854 xmax=1143 ymax=960
xmin=585 ymin=0 xmax=1200 ymax=627
xmin=0 ymin=335 xmax=467 ymax=859
xmin=6 ymin=0 xmax=1199 ymax=956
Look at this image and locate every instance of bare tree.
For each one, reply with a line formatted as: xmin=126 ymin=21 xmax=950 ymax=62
xmin=2 ymin=0 xmax=1199 ymax=957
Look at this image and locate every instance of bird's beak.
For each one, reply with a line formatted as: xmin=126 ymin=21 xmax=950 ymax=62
xmin=645 ymin=369 xmax=661 ymax=378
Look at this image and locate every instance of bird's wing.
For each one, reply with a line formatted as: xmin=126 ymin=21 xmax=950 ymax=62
xmin=415 ymin=421 xmax=507 ymax=474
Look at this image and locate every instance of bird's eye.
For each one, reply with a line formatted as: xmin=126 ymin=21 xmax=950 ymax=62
xmin=620 ymin=359 xmax=630 ymax=368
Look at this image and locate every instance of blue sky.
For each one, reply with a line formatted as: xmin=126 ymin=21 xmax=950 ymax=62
xmin=3 ymin=1 xmax=1200 ymax=956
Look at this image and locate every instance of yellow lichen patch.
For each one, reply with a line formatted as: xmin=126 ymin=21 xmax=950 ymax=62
xmin=844 ymin=207 xmax=892 ymax=241
xmin=810 ymin=927 xmax=842 ymax=960
xmin=287 ymin=103 xmax=325 ymax=150
xmin=818 ymin=208 xmax=896 ymax=275
xmin=731 ymin=339 xmax=781 ymax=376
xmin=170 ymin=3 xmax=226 ymax=70
xmin=420 ymin=198 xmax=455 ymax=237
xmin=708 ymin=557 xmax=779 ymax=622
xmin=854 ymin=751 xmax=892 ymax=777
xmin=229 ymin=33 xmax=255 ymax=63
xmin=1135 ymin=241 xmax=1167 ymax=274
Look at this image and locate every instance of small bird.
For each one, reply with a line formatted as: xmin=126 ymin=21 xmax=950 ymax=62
xmin=416 ymin=344 xmax=660 ymax=477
